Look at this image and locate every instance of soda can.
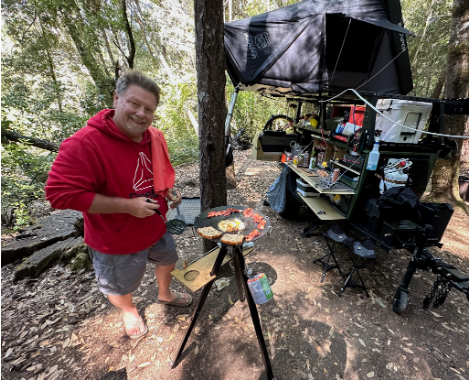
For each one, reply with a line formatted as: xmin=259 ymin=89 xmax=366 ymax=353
xmin=247 ymin=273 xmax=273 ymax=304
xmin=293 ymin=156 xmax=299 ymax=165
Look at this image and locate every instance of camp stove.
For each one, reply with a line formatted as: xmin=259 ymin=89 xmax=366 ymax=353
xmin=380 ymin=158 xmax=412 ymax=193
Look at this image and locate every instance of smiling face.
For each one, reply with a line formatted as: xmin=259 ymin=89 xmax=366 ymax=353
xmin=112 ymin=85 xmax=158 ymax=143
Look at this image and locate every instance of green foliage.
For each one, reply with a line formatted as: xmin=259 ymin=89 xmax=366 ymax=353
xmin=402 ymin=0 xmax=453 ymax=97
xmin=1 ymin=141 xmax=55 ymax=229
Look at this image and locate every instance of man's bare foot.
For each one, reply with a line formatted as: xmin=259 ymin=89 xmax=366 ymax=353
xmin=123 ymin=310 xmax=143 ymax=336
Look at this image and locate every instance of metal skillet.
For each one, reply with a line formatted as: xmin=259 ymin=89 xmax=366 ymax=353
xmin=193 ymin=205 xmax=272 ymax=242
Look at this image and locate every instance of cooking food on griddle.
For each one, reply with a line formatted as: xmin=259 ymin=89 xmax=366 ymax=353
xmin=242 ymin=208 xmax=253 ymax=217
xmin=257 ymin=219 xmax=266 ymax=230
xmin=218 ymin=218 xmax=245 ymax=233
xmin=207 ymin=208 xmax=241 ymax=218
xmin=221 ymin=233 xmax=245 ymax=245
xmin=197 ymin=226 xmax=223 ymax=239
xmin=251 ymin=213 xmax=264 ymax=223
xmin=245 ymin=229 xmax=260 ymax=242
xmin=226 ymin=207 xmax=241 ymax=213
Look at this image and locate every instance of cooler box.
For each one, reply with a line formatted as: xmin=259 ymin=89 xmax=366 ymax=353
xmin=375 ymin=99 xmax=433 ymax=144
xmin=296 ymin=179 xmax=317 ymax=197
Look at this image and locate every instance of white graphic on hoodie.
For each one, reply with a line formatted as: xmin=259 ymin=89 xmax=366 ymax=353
xmin=133 ymin=152 xmax=153 ymax=191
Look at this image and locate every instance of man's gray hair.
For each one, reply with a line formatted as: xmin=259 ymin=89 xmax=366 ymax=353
xmin=116 ymin=70 xmax=161 ymax=105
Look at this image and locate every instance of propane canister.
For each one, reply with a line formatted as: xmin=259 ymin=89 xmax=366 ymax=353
xmin=247 ymin=272 xmax=273 ymax=304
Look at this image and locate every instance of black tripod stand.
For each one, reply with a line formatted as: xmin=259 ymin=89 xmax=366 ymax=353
xmin=171 ymin=242 xmax=275 ymax=380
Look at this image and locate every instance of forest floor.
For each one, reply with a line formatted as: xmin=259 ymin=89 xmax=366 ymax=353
xmin=1 ymin=149 xmax=469 ymax=380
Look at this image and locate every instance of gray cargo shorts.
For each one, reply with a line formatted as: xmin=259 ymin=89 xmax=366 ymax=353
xmin=89 ymin=231 xmax=178 ymax=296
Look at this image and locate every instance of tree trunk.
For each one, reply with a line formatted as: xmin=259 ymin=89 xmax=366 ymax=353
xmin=430 ymin=67 xmax=446 ymax=99
xmin=61 ymin=8 xmax=115 ymax=107
xmin=410 ymin=0 xmax=437 ymax=70
xmin=194 ymin=0 xmax=227 ymax=251
xmin=428 ymin=0 xmax=469 ymax=203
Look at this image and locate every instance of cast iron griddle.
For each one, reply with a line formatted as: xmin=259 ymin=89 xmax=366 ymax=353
xmin=193 ymin=205 xmax=271 ymax=242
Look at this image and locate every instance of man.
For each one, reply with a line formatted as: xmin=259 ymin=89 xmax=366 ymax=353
xmin=45 ymin=70 xmax=192 ymax=339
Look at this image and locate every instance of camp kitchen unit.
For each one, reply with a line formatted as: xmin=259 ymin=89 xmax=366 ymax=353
xmin=223 ymin=0 xmax=469 ymax=313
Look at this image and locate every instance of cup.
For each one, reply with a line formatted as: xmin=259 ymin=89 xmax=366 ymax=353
xmin=332 ymin=168 xmax=341 ymax=183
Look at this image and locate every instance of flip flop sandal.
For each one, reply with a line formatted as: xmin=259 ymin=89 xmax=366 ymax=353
xmin=157 ymin=291 xmax=193 ymax=306
xmin=125 ymin=316 xmax=149 ymax=339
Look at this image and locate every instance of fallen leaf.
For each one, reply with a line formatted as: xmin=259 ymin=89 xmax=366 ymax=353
xmin=176 ymin=314 xmax=189 ymax=322
xmin=138 ymin=362 xmax=151 ymax=368
xmin=129 ymin=353 xmax=135 ymax=363
xmin=393 ymin=365 xmax=398 ymax=372
xmin=430 ymin=311 xmax=442 ymax=318
xmin=194 ymin=346 xmax=199 ymax=355
xmin=441 ymin=323 xmax=453 ymax=331
xmin=359 ymin=338 xmax=366 ymax=347
xmin=62 ymin=338 xmax=71 ymax=348
xmin=403 ymin=347 xmax=414 ymax=354
xmin=386 ymin=362 xmax=394 ymax=370
xmin=228 ymin=295 xmax=234 ymax=305
xmin=105 ymin=357 xmax=110 ymax=363
xmin=4 ymin=348 xmax=12 ymax=358
xmin=173 ymin=324 xmax=180 ymax=333
xmin=195 ymin=327 xmax=201 ymax=335
xmin=450 ymin=368 xmax=461 ymax=374
xmin=367 ymin=371 xmax=374 ymax=378
xmin=168 ymin=334 xmax=175 ymax=341
xmin=329 ymin=327 xmax=335 ymax=337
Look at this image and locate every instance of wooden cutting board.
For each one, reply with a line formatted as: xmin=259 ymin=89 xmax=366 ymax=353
xmin=171 ymin=246 xmax=254 ymax=292
xmin=298 ymin=167 xmax=318 ymax=177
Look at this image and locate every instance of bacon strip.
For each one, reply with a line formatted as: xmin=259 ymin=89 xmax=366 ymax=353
xmin=245 ymin=229 xmax=260 ymax=242
xmin=243 ymin=208 xmax=253 ymax=217
xmin=252 ymin=213 xmax=264 ymax=223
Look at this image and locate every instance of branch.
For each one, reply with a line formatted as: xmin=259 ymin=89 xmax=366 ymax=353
xmin=2 ymin=130 xmax=59 ymax=152
xmin=121 ymin=0 xmax=136 ymax=68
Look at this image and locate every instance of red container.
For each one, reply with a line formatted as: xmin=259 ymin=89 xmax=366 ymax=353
xmin=332 ymin=105 xmax=366 ymax=127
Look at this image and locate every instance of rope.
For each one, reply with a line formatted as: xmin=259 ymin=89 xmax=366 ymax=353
xmin=355 ymin=48 xmax=407 ymax=90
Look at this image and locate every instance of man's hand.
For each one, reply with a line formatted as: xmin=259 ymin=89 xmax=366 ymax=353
xmin=127 ymin=197 xmax=161 ymax=218
xmin=165 ymin=188 xmax=182 ymax=209
xmin=87 ymin=194 xmax=160 ymax=218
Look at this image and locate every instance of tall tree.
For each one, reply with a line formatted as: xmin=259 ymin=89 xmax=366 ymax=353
xmin=194 ymin=0 xmax=227 ymax=246
xmin=428 ymin=0 xmax=469 ymax=203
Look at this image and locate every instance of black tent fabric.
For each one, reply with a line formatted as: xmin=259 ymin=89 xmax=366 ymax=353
xmin=224 ymin=0 xmax=414 ymax=96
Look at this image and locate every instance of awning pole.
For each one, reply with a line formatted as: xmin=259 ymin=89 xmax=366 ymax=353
xmin=225 ymin=87 xmax=239 ymax=136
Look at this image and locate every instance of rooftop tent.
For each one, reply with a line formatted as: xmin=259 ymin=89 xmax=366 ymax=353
xmin=224 ymin=0 xmax=414 ymax=96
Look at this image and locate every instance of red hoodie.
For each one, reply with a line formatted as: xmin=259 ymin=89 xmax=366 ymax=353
xmin=45 ymin=109 xmax=169 ymax=254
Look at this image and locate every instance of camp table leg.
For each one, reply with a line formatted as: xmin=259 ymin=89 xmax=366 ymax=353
xmin=171 ymin=279 xmax=214 ymax=369
xmin=234 ymin=245 xmax=275 ymax=380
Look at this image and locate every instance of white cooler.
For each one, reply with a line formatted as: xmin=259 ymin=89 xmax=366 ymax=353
xmin=375 ymin=99 xmax=433 ymax=144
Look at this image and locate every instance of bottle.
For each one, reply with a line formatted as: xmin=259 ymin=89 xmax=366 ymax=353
xmin=366 ymin=142 xmax=380 ymax=171
xmin=309 ymin=156 xmax=316 ymax=170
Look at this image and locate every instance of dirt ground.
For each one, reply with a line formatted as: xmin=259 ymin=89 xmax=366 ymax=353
xmin=1 ymin=149 xmax=469 ymax=380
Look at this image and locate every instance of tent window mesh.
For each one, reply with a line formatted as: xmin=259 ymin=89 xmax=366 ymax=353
xmin=326 ymin=15 xmax=382 ymax=74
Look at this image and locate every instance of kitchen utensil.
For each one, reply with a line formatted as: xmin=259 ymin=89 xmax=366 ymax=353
xmin=146 ymin=199 xmax=187 ymax=235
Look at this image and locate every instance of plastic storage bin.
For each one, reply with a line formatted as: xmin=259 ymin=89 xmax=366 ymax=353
xmin=375 ymin=99 xmax=433 ymax=144
xmin=296 ymin=178 xmax=317 ymax=197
